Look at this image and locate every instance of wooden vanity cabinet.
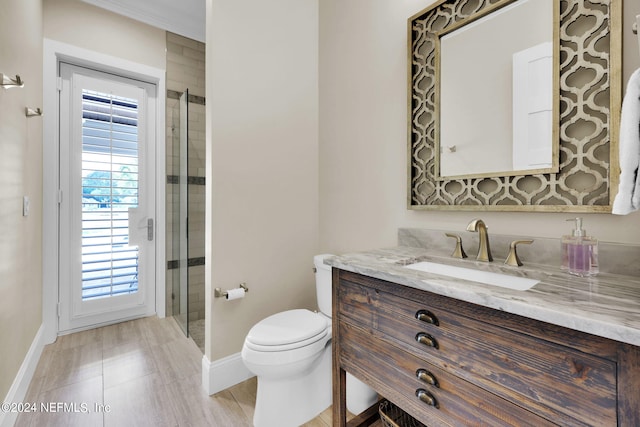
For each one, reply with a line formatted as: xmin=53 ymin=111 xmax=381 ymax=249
xmin=332 ymin=269 xmax=640 ymax=427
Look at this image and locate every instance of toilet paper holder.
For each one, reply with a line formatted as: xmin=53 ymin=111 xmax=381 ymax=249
xmin=215 ymin=283 xmax=249 ymax=298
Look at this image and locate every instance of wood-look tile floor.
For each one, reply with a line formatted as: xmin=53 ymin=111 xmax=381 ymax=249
xmin=13 ymin=316 xmax=342 ymax=427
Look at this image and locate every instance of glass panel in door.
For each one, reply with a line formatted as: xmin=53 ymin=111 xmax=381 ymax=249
xmin=81 ymin=90 xmax=140 ymax=300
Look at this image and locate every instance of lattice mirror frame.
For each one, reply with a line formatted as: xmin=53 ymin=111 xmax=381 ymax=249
xmin=408 ymin=0 xmax=621 ymax=212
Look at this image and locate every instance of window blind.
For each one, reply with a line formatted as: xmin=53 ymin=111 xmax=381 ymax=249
xmin=80 ymin=90 xmax=140 ymax=300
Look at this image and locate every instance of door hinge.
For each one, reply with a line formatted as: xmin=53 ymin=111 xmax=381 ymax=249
xmin=147 ymin=218 xmax=154 ymax=241
xmin=56 ymin=302 xmax=61 ymax=318
xmin=56 ymin=76 xmax=63 ymax=92
xmin=57 ymin=189 xmax=63 ymax=204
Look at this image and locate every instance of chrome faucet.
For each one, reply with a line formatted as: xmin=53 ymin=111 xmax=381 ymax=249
xmin=466 ymin=219 xmax=493 ymax=262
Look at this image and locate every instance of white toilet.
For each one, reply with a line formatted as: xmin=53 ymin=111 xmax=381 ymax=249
xmin=241 ymin=254 xmax=378 ymax=427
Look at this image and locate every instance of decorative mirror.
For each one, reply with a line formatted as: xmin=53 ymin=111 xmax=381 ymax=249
xmin=408 ymin=0 xmax=621 ymax=212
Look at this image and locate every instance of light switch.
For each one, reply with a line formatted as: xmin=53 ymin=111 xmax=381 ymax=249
xmin=23 ymin=196 xmax=30 ymax=217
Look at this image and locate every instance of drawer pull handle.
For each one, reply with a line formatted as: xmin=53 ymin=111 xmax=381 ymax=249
xmin=416 ymin=389 xmax=438 ymax=407
xmin=416 ymin=369 xmax=439 ymax=387
xmin=415 ymin=332 xmax=439 ymax=349
xmin=416 ymin=310 xmax=439 ymax=326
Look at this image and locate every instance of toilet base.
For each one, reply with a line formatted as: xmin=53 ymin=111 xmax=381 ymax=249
xmin=253 ymin=344 xmax=332 ymax=427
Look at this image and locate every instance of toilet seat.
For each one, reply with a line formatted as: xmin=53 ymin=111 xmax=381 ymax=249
xmin=245 ymin=309 xmax=328 ymax=352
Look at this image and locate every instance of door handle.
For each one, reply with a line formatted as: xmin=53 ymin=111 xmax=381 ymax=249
xmin=147 ymin=218 xmax=154 ymax=241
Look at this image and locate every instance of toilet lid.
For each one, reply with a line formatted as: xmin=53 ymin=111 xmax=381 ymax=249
xmin=246 ymin=309 xmax=328 ymax=347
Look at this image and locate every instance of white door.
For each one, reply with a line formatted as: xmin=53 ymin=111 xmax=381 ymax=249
xmin=512 ymin=42 xmax=554 ymax=171
xmin=58 ymin=63 xmax=157 ymax=333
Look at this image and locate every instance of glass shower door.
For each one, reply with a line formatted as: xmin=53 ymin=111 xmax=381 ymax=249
xmin=173 ymin=89 xmax=189 ymax=335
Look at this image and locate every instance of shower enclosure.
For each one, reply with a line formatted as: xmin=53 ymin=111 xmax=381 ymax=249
xmin=168 ymin=88 xmax=206 ymax=351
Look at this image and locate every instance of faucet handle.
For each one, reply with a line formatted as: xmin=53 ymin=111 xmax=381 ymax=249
xmin=504 ymin=240 xmax=534 ymax=267
xmin=445 ymin=233 xmax=468 ymax=259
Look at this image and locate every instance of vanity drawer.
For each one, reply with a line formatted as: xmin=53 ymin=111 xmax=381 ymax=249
xmin=337 ymin=276 xmax=378 ymax=329
xmin=378 ymin=289 xmax=617 ymax=425
xmin=339 ymin=321 xmax=555 ymax=427
xmin=337 ymin=276 xmax=618 ymax=426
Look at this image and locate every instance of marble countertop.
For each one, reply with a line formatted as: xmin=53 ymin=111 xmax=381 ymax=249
xmin=326 ymin=246 xmax=640 ymax=347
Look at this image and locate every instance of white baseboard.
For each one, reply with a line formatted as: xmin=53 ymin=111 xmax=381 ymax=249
xmin=201 ymin=352 xmax=254 ymax=396
xmin=0 ymin=324 xmax=46 ymax=427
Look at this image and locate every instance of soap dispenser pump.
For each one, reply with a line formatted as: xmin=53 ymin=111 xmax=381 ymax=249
xmin=563 ymin=218 xmax=599 ymax=277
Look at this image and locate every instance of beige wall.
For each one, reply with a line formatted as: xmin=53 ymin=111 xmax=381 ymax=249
xmin=206 ymin=0 xmax=319 ymax=360
xmin=43 ymin=0 xmax=166 ymax=70
xmin=0 ymin=0 xmax=43 ymax=401
xmin=319 ymin=0 xmax=640 ymax=257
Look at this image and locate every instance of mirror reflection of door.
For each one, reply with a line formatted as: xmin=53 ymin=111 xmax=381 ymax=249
xmin=512 ymin=42 xmax=553 ymax=171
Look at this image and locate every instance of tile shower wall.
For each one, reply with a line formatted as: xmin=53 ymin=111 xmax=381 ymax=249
xmin=165 ymin=32 xmax=206 ymax=320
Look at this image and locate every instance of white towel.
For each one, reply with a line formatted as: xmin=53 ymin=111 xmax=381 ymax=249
xmin=612 ymin=68 xmax=640 ymax=215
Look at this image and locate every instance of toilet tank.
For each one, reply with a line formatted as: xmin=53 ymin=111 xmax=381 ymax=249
xmin=314 ymin=254 xmax=334 ymax=317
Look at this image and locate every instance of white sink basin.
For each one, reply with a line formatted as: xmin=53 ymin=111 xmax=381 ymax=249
xmin=404 ymin=261 xmax=539 ymax=291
